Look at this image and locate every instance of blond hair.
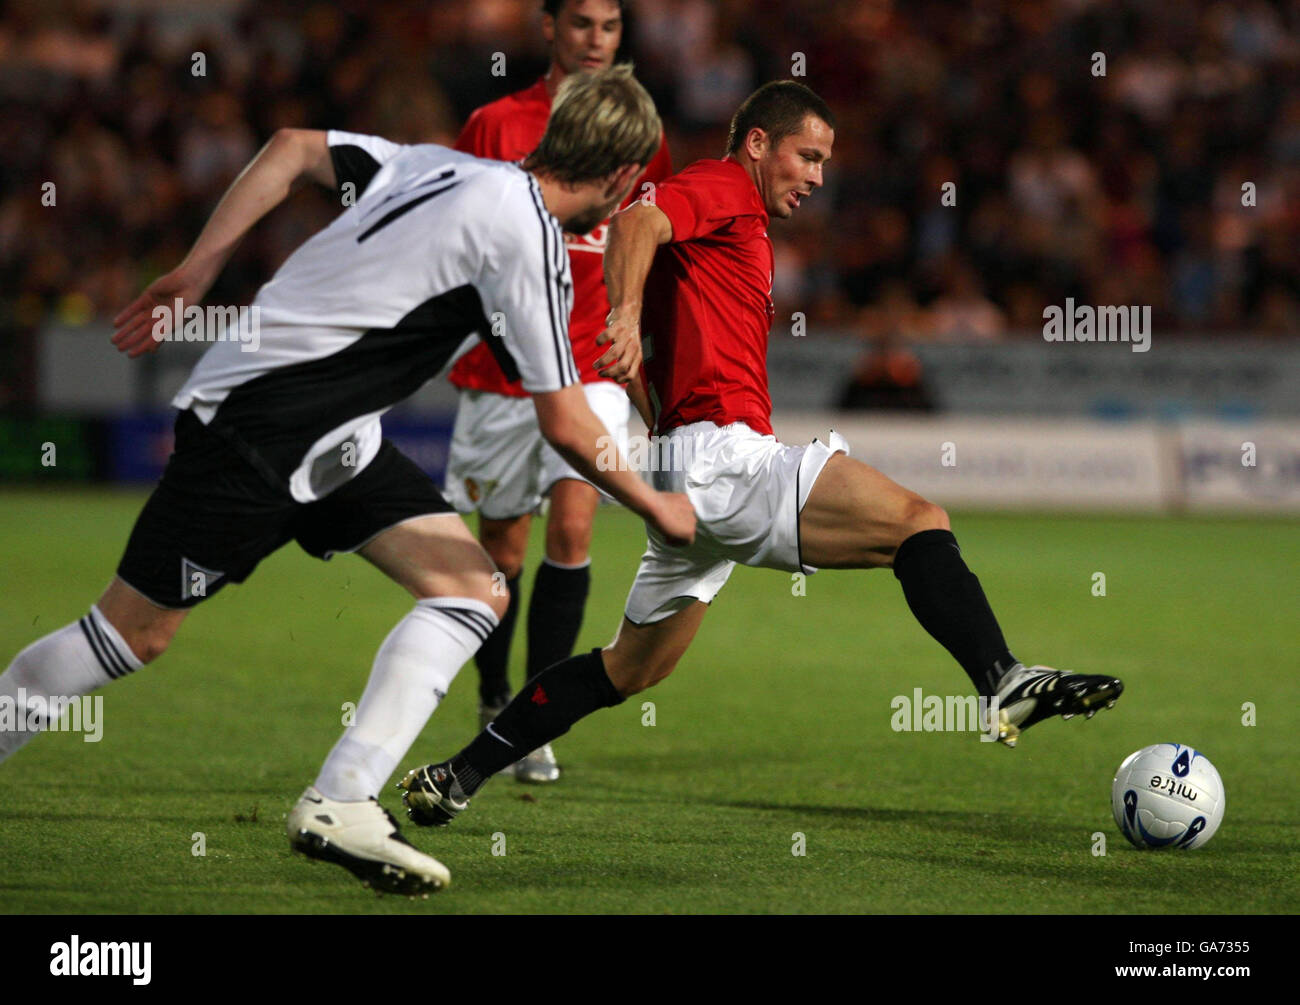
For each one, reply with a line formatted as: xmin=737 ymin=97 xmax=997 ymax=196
xmin=524 ymin=64 xmax=661 ymax=184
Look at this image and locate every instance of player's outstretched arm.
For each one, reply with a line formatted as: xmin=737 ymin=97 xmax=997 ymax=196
xmin=533 ymin=384 xmax=694 ymax=546
xmin=596 ymin=200 xmax=673 ymax=382
xmin=111 ymin=128 xmax=334 ymax=358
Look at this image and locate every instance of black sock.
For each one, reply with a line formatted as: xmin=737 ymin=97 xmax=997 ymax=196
xmin=525 ymin=559 xmax=591 ymax=682
xmin=452 ymin=648 xmax=623 ymax=794
xmin=892 ymin=529 xmax=1018 ymax=696
xmin=475 ymin=570 xmax=521 ymax=706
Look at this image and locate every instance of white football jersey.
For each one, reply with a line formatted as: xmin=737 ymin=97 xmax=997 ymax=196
xmin=172 ymin=130 xmax=576 ymax=502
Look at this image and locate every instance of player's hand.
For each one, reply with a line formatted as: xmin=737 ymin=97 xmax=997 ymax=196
xmin=110 ymin=264 xmax=215 ymax=358
xmin=594 ymin=307 xmax=642 ymax=384
xmin=648 ymin=492 xmax=696 ymax=547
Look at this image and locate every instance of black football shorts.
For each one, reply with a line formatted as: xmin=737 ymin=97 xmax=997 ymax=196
xmin=117 ymin=410 xmax=454 ymax=609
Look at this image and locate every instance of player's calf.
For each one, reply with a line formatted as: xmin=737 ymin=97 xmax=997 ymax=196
xmin=601 ymin=605 xmax=707 ymax=697
xmin=95 ymin=578 xmax=187 ymax=664
xmin=602 ymin=645 xmax=677 ymax=696
xmin=479 ymin=515 xmax=531 ymax=581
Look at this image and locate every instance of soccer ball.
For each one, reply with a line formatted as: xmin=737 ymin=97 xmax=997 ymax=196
xmin=1111 ymin=743 xmax=1225 ymax=850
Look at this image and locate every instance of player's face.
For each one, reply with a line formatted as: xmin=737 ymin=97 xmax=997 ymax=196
xmin=545 ymin=0 xmax=623 ymax=76
xmin=758 ymin=115 xmax=833 ymax=219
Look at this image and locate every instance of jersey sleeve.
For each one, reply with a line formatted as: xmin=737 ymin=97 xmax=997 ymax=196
xmin=478 ymin=190 xmax=579 ymax=394
xmin=453 ymin=108 xmax=501 ymax=159
xmin=652 ymin=161 xmax=750 ymax=243
xmin=326 ymin=130 xmax=407 ymax=198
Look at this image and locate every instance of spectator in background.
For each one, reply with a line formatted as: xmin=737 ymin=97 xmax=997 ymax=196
xmin=2 ymin=0 xmax=1299 ymax=416
xmin=838 ymin=332 xmax=935 ymax=413
xmin=927 ymin=256 xmax=1006 ymax=342
xmin=674 ymin=11 xmax=755 ymax=130
xmin=838 ymin=279 xmax=934 ymax=411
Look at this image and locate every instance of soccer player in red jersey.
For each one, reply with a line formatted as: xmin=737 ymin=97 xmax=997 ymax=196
xmin=401 ymin=82 xmax=1125 ymax=826
xmin=442 ymin=0 xmax=673 ymax=783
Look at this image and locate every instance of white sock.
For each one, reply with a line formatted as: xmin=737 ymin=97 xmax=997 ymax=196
xmin=314 ymin=597 xmax=497 ymax=802
xmin=0 ymin=605 xmax=142 ymax=762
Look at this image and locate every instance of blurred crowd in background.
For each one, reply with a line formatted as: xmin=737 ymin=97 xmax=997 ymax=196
xmin=1 ymin=0 xmax=1298 ymax=408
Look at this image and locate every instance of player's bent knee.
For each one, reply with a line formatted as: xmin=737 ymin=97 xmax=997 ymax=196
xmin=545 ymin=517 xmax=593 ymax=565
xmin=478 ymin=519 xmax=529 ymax=580
xmin=480 ymin=543 xmax=524 ymax=580
xmin=483 ymin=585 xmax=511 ymax=621
xmin=902 ymin=498 xmax=950 ymax=537
xmin=404 ymin=563 xmax=508 ymax=619
xmin=96 ymin=581 xmax=185 ymax=665
xmin=480 ymin=552 xmax=522 ymax=580
xmin=452 ymin=572 xmax=511 ymax=621
xmin=127 ymin=626 xmax=175 ymax=665
xmin=546 ymin=538 xmax=590 ymax=568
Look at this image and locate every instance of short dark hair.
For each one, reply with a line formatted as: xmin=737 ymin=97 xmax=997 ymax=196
xmin=542 ymin=0 xmax=627 ymax=17
xmin=725 ymin=81 xmax=835 ymax=156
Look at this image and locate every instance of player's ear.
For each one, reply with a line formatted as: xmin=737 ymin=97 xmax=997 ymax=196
xmin=743 ymin=126 xmax=768 ymax=163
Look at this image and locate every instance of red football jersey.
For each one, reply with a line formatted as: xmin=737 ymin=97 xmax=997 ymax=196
xmin=641 ymin=158 xmax=775 ymax=436
xmin=449 ymin=78 xmax=673 ymax=396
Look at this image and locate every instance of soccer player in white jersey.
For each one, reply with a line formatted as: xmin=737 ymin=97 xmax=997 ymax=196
xmin=400 ymin=82 xmax=1125 ymax=839
xmin=0 ymin=67 xmax=694 ymax=896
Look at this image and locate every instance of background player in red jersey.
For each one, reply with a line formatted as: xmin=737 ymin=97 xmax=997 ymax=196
xmin=401 ymin=81 xmax=1125 ymax=829
xmin=442 ymin=0 xmax=673 ymax=783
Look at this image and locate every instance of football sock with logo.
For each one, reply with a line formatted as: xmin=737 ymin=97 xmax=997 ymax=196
xmin=0 ymin=605 xmax=141 ymax=762
xmin=892 ymin=529 xmax=1018 ymax=696
xmin=450 ymin=647 xmax=622 ymax=795
xmin=315 ymin=597 xmax=497 ymax=802
xmin=474 ymin=571 xmax=520 ymax=707
xmin=525 ymin=557 xmax=591 ymax=682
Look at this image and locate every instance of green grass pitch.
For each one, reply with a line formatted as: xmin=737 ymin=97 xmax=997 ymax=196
xmin=0 ymin=488 xmax=1295 ymax=914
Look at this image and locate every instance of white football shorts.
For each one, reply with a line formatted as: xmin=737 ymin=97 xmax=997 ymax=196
xmin=623 ymin=422 xmax=849 ymax=625
xmin=443 ymin=382 xmax=631 ymax=520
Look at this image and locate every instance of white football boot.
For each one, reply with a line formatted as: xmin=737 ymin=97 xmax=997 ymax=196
xmin=287 ymin=786 xmax=450 ymax=895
